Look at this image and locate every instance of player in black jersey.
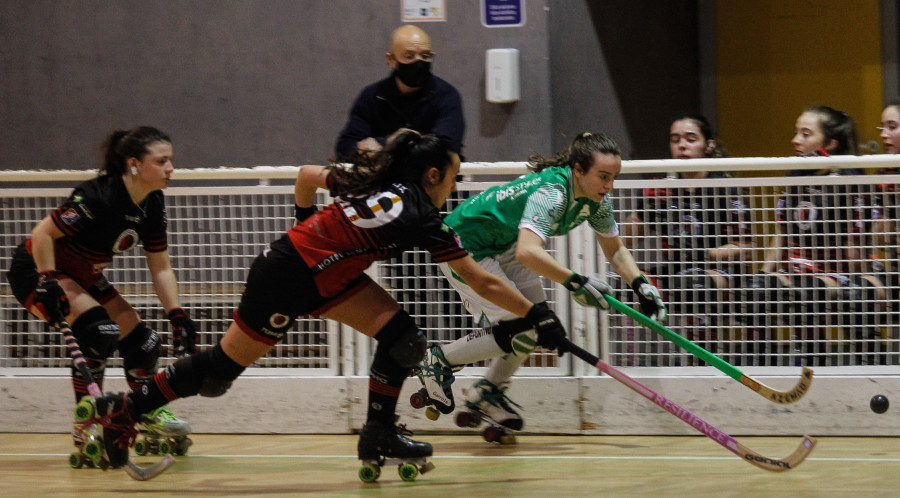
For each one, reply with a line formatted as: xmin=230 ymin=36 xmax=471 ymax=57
xmin=87 ymin=131 xmax=568 ymax=480
xmin=6 ymin=126 xmax=196 ymax=464
xmin=625 ymin=115 xmax=752 ymax=364
xmin=759 ymin=107 xmax=887 ymax=366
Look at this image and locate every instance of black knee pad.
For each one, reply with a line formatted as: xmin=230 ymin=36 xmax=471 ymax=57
xmin=169 ymin=342 xmax=246 ymax=398
xmin=738 ymin=274 xmax=792 ymax=325
xmin=72 ymin=306 xmax=120 ymax=362
xmin=374 ymin=310 xmax=427 ymax=369
xmin=70 ymin=307 xmax=119 ymax=400
xmin=675 ymin=268 xmax=719 ymax=315
xmin=489 ymin=318 xmax=534 ymax=354
xmin=118 ymin=322 xmax=160 ymax=384
xmin=837 ymin=277 xmax=881 ymax=325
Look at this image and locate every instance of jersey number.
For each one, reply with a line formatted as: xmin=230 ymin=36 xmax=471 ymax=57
xmin=340 ymin=193 xmax=403 ymax=229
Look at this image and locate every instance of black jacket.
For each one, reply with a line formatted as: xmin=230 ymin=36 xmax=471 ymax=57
xmin=334 ymin=74 xmax=465 ymax=159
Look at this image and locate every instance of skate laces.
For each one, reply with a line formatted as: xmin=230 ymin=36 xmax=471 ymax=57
xmin=144 ymin=406 xmax=179 ymax=424
xmin=95 ymin=394 xmax=139 ymax=449
xmin=478 ymin=383 xmax=521 ymax=411
xmin=419 ymin=349 xmax=455 ymax=389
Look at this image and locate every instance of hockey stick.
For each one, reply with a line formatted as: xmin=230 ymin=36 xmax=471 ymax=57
xmin=563 ymin=339 xmax=816 ymax=472
xmin=55 ymin=319 xmax=175 ymax=481
xmin=605 ymin=294 xmax=813 ymax=404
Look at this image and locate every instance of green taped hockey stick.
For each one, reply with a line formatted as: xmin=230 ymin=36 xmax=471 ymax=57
xmin=606 ymin=294 xmax=813 ymax=404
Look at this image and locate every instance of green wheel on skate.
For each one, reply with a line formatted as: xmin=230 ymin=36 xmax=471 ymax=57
xmin=83 ymin=440 xmax=102 ymax=460
xmin=398 ymin=463 xmax=419 ymax=481
xmin=74 ymin=398 xmax=94 ymax=422
xmin=158 ymin=439 xmax=172 ymax=456
xmin=134 ymin=438 xmax=149 ymax=456
xmin=69 ymin=452 xmax=84 ymax=469
xmin=358 ymin=464 xmax=381 ymax=483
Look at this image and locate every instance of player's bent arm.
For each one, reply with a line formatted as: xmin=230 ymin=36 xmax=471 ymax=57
xmin=596 ymin=234 xmax=642 ymax=283
xmin=445 ymin=255 xmax=533 ymax=318
xmin=30 ymin=216 xmax=65 ymax=272
xmin=761 ymin=229 xmax=783 ymax=273
xmin=146 ymin=250 xmax=182 ymax=313
xmin=294 ymin=165 xmax=330 ymax=208
xmin=708 ymin=241 xmax=754 ymax=262
xmin=514 ymin=228 xmax=575 ymax=285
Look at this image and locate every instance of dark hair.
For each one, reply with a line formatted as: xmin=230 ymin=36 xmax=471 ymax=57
xmin=805 ymin=106 xmax=858 ymax=155
xmin=886 ymin=97 xmax=900 ymax=113
xmin=327 ymin=131 xmax=455 ymax=197
xmin=670 ymin=113 xmax=728 ymax=158
xmin=100 ymin=126 xmax=171 ymax=176
xmin=527 ymin=132 xmax=621 ymax=172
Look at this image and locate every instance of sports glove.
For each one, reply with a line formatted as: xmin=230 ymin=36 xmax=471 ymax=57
xmin=168 ymin=308 xmax=197 ymax=355
xmin=294 ymin=204 xmax=318 ymax=224
xmin=563 ymin=273 xmax=611 ymax=310
xmin=525 ymin=302 xmax=568 ymax=355
xmin=35 ymin=270 xmax=70 ymax=326
xmin=631 ymin=275 xmax=668 ymax=323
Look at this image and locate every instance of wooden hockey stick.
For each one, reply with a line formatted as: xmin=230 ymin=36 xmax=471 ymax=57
xmin=605 ymin=295 xmax=813 ymax=404
xmin=564 ymin=339 xmax=816 ymax=472
xmin=56 ymin=320 xmax=175 ymax=480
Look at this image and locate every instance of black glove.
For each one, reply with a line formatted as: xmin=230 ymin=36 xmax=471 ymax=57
xmin=294 ymin=204 xmax=318 ymax=224
xmin=631 ymin=275 xmax=668 ymax=323
xmin=35 ymin=270 xmax=70 ymax=326
xmin=168 ymin=308 xmax=196 ymax=355
xmin=525 ymin=302 xmax=568 ymax=355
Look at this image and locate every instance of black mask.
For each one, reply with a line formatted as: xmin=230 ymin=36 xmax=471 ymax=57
xmin=394 ymin=59 xmax=432 ymax=88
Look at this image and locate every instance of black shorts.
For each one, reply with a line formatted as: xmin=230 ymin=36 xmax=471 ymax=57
xmin=6 ymin=242 xmax=118 ymax=309
xmin=233 ymin=234 xmax=369 ymax=346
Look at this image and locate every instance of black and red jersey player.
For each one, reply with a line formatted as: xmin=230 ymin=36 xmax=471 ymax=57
xmin=5 ymin=126 xmax=195 ymax=462
xmin=91 ymin=131 xmax=569 ymax=476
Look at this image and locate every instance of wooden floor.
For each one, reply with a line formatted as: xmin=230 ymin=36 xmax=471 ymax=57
xmin=0 ymin=433 xmax=897 ymax=496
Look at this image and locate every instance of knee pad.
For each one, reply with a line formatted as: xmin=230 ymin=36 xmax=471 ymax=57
xmin=72 ymin=306 xmax=120 ymax=362
xmin=738 ymin=274 xmax=792 ymax=325
xmin=675 ymin=268 xmax=719 ymax=315
xmin=490 ymin=318 xmax=536 ymax=356
xmin=374 ymin=310 xmax=427 ymax=369
xmin=117 ymin=322 xmax=160 ymax=384
xmin=170 ymin=342 xmax=246 ymax=398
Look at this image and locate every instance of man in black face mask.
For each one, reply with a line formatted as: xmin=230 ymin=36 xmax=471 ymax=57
xmin=335 ymin=25 xmax=465 ymax=160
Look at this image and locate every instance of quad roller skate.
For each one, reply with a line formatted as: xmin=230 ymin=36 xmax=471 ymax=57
xmin=69 ymin=408 xmax=110 ymax=470
xmin=71 ymin=393 xmax=138 ymax=469
xmin=455 ymin=380 xmax=521 ymax=444
xmin=135 ymin=406 xmax=193 ymax=457
xmin=357 ymin=418 xmax=435 ymax=483
xmin=410 ymin=346 xmax=458 ymax=421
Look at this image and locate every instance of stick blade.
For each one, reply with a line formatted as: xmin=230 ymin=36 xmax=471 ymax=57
xmin=739 ymin=436 xmax=817 ymax=472
xmin=745 ymin=367 xmax=814 ymax=404
xmin=124 ymin=454 xmax=175 ymax=481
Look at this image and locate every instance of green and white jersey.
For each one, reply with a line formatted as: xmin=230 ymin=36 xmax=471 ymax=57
xmin=446 ymin=166 xmax=618 ymax=260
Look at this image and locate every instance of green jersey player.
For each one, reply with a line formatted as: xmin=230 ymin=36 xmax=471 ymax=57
xmin=415 ymin=132 xmax=667 ymax=438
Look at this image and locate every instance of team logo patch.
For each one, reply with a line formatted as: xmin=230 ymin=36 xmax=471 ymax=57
xmin=269 ymin=313 xmax=290 ymax=329
xmin=60 ymin=208 xmax=81 ymax=225
xmin=113 ymin=229 xmax=139 ymax=253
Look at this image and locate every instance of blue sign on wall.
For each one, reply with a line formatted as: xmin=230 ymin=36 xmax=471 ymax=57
xmin=482 ymin=0 xmax=525 ymax=28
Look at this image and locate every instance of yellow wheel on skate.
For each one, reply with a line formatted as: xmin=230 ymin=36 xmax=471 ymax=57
xmin=425 ymin=406 xmax=440 ymax=421
xmin=74 ymin=397 xmax=94 ymax=422
xmin=398 ymin=463 xmax=419 ymax=482
xmin=83 ymin=440 xmax=102 ymax=460
xmin=69 ymin=452 xmax=85 ymax=469
xmin=134 ymin=438 xmax=149 ymax=456
xmin=358 ymin=463 xmax=381 ymax=483
xmin=158 ymin=439 xmax=173 ymax=456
